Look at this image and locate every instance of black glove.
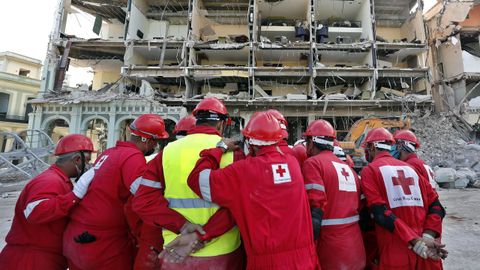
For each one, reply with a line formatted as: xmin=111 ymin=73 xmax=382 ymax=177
xmin=311 ymin=207 xmax=323 ymax=240
xmin=74 ymin=231 xmax=96 ymax=244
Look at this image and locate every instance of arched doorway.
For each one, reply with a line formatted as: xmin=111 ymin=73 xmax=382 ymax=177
xmin=84 ymin=118 xmax=108 ymax=160
xmin=43 ymin=118 xmax=70 ymax=144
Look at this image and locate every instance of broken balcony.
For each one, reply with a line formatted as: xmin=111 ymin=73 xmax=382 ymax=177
xmin=258 ymin=0 xmax=310 ymax=47
xmin=315 ymin=0 xmax=373 ymax=45
xmin=375 ymin=0 xmax=426 ymax=46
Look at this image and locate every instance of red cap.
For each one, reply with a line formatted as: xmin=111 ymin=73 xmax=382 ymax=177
xmin=55 ymin=134 xmax=94 ymax=155
xmin=242 ymin=111 xmax=283 ymax=145
xmin=393 ymin=130 xmax=420 ymax=148
xmin=130 ymin=114 xmax=170 ymax=139
xmin=173 ymin=115 xmax=196 ymax=135
xmin=362 ymin=128 xmax=395 ymax=148
xmin=192 ymin=98 xmax=228 ymax=117
xmin=267 ymin=109 xmax=288 ymax=139
xmin=304 ymin=119 xmax=336 ymax=138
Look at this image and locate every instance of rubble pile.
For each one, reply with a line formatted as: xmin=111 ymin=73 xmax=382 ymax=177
xmin=412 ymin=115 xmax=480 ymax=189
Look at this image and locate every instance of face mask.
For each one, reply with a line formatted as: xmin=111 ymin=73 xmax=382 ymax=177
xmin=390 ymin=145 xmax=401 ymax=159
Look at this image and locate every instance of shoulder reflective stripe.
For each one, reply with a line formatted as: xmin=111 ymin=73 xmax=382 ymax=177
xmin=166 ymin=198 xmax=218 ymax=208
xmin=130 ymin=177 xmax=142 ymax=195
xmin=199 ymin=169 xmax=212 ymax=202
xmin=305 ymin=183 xmax=325 ymax=191
xmin=321 ymin=215 xmax=360 ymax=226
xmin=140 ymin=178 xmax=162 ymax=189
xmin=23 ymin=199 xmax=48 ymax=219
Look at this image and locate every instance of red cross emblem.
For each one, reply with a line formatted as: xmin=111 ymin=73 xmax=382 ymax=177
xmin=341 ymin=168 xmax=350 ymax=181
xmin=392 ymin=170 xmax=415 ymax=195
xmin=276 ymin=165 xmax=286 ymax=177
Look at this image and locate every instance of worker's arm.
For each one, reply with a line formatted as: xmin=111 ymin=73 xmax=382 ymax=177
xmin=361 ymin=166 xmax=420 ymax=245
xmin=301 ymin=159 xmax=327 ymax=240
xmin=188 ymin=147 xmax=239 ymax=208
xmin=421 ymin=175 xmax=444 ymax=238
xmin=132 ymin=152 xmax=187 ymax=233
xmin=24 ymin=179 xmax=80 ymax=224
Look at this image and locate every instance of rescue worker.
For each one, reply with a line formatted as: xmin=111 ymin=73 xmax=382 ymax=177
xmin=392 ymin=130 xmax=438 ymax=190
xmin=184 ymin=111 xmax=319 ymax=270
xmin=0 ymin=134 xmax=94 ymax=270
xmin=292 ymin=141 xmax=308 ymax=166
xmin=360 ymin=128 xmax=447 ymax=270
xmin=333 ymin=140 xmax=355 ymax=169
xmin=132 ymin=97 xmax=244 ymax=270
xmin=132 ymin=114 xmax=198 ymax=270
xmin=302 ymin=120 xmax=366 ymax=270
xmin=133 ymin=114 xmax=196 ymax=269
xmin=173 ymin=115 xmax=196 ymax=139
xmin=392 ymin=129 xmax=445 ymax=270
xmin=63 ymin=114 xmax=170 ymax=270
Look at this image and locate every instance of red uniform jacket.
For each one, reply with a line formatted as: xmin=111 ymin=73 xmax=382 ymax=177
xmin=132 ymin=126 xmax=238 ymax=241
xmin=188 ymin=146 xmax=319 ymax=270
xmin=63 ymin=141 xmax=147 ymax=269
xmin=404 ymin=154 xmax=444 ymax=270
xmin=0 ymin=165 xmax=80 ymax=270
xmin=302 ymin=151 xmax=365 ymax=270
xmin=361 ymin=152 xmax=439 ymax=269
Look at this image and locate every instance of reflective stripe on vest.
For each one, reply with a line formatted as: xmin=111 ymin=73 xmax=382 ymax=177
xmin=321 ymin=215 xmax=360 ymax=226
xmin=162 ymin=133 xmax=240 ymax=257
xmin=166 ymin=198 xmax=218 ymax=208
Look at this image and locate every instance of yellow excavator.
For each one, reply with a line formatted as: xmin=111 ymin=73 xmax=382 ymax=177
xmin=339 ymin=117 xmax=410 ymax=169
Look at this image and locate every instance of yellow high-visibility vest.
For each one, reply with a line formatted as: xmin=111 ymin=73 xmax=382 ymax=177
xmin=162 ymin=133 xmax=241 ymax=257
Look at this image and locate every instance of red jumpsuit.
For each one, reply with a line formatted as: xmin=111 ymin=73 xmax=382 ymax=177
xmin=63 ymin=141 xmax=147 ymax=270
xmin=132 ymin=126 xmax=244 ymax=269
xmin=188 ymin=146 xmax=319 ymax=270
xmin=0 ymin=165 xmax=80 ymax=270
xmin=360 ymin=152 xmax=440 ymax=270
xmin=302 ymin=151 xmax=366 ymax=270
xmin=404 ymin=154 xmax=443 ymax=270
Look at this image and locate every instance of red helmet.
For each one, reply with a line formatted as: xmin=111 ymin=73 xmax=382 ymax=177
xmin=192 ymin=98 xmax=228 ymax=117
xmin=130 ymin=114 xmax=170 ymax=140
xmin=393 ymin=130 xmax=420 ymax=148
xmin=362 ymin=128 xmax=395 ymax=148
xmin=267 ymin=109 xmax=288 ymax=139
xmin=292 ymin=143 xmax=308 ymax=166
xmin=173 ymin=115 xmax=196 ymax=135
xmin=55 ymin=134 xmax=94 ymax=155
xmin=242 ymin=111 xmax=283 ymax=145
xmin=304 ymin=119 xmax=336 ymax=138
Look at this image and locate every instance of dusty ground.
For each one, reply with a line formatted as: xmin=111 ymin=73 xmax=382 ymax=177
xmin=0 ymin=184 xmax=479 ymax=268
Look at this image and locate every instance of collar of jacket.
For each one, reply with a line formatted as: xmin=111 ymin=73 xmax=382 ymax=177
xmin=50 ymin=164 xmax=71 ymax=183
xmin=373 ymin=151 xmax=392 ymax=161
xmin=404 ymin=153 xmax=419 ymax=163
xmin=187 ymin=126 xmax=221 ymax=136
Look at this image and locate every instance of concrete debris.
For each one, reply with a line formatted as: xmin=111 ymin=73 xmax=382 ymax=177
xmin=286 ymin=94 xmax=308 ymax=100
xmin=434 ymin=168 xmax=456 ymax=183
xmin=380 ymin=87 xmax=406 ymax=97
xmin=469 ymin=96 xmax=480 ymax=109
xmin=413 ymin=115 xmax=480 ymax=189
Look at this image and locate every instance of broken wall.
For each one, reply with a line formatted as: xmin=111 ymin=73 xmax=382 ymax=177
xmin=460 ymin=4 xmax=480 ymax=28
xmin=400 ymin=10 xmax=426 ymax=42
xmin=438 ymin=36 xmax=464 ymax=79
xmin=100 ymin=19 xmax=125 ymax=40
xmin=127 ymin=2 xmax=149 ymax=40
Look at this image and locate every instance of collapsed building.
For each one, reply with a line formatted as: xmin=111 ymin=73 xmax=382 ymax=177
xmin=29 ymin=0 xmax=437 ymax=152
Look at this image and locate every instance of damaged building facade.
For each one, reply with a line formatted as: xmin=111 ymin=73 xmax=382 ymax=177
xmin=29 ymin=0 xmax=434 ymax=151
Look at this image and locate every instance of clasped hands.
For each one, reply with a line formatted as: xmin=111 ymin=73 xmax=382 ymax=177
xmin=159 ymin=221 xmax=206 ymax=263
